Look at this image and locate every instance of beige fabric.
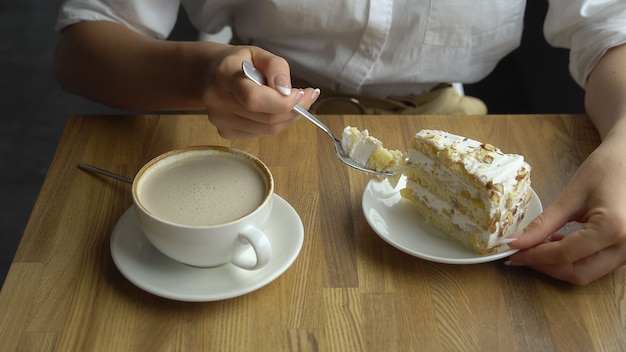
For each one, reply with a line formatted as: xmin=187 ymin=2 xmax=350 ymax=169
xmin=307 ymin=83 xmax=488 ymax=115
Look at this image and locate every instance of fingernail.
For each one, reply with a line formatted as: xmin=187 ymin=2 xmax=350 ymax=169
xmin=498 ymin=238 xmax=517 ymax=245
xmin=274 ymin=74 xmax=291 ymax=96
xmin=295 ymin=90 xmax=304 ymax=103
xmin=312 ymin=88 xmax=321 ymax=100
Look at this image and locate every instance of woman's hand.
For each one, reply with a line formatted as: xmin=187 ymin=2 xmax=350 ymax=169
xmin=506 ymin=44 xmax=626 ymax=285
xmin=506 ymin=137 xmax=626 ymax=285
xmin=201 ymin=46 xmax=319 ymax=139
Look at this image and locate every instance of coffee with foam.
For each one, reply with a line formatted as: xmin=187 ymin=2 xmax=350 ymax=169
xmin=137 ymin=152 xmax=268 ymax=226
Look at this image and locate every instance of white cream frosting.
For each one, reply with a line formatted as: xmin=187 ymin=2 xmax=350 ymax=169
xmin=412 ymin=130 xmax=527 ymax=187
xmin=341 ymin=126 xmax=381 ymax=166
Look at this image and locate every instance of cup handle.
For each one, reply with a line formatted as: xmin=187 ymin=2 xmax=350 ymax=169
xmin=230 ymin=226 xmax=272 ymax=270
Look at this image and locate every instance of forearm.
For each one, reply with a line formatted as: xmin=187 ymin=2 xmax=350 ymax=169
xmin=585 ymin=43 xmax=626 ymax=140
xmin=54 ymin=21 xmax=226 ymax=111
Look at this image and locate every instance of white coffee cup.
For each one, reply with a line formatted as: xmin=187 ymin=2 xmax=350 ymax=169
xmin=132 ymin=146 xmax=273 ymax=269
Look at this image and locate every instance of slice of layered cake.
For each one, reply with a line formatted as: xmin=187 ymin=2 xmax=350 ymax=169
xmin=341 ymin=126 xmax=405 ymax=178
xmin=400 ymin=130 xmax=532 ymax=254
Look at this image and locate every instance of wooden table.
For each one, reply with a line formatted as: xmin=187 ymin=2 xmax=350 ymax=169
xmin=1 ymin=114 xmax=624 ymax=351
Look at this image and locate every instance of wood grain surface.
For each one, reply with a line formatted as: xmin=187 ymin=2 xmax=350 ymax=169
xmin=1 ymin=114 xmax=624 ymax=351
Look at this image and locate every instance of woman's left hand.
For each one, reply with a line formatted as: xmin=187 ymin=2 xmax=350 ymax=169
xmin=506 ymin=136 xmax=626 ymax=285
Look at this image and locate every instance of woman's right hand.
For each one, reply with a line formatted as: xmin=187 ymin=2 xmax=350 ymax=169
xmin=201 ymin=46 xmax=319 ymax=139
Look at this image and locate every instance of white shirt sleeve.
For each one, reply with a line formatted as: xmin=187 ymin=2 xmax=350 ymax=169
xmin=55 ymin=0 xmax=182 ymax=40
xmin=545 ymin=0 xmax=626 ymax=88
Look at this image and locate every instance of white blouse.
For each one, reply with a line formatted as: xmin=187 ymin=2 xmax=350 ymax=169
xmin=56 ymin=0 xmax=626 ymax=97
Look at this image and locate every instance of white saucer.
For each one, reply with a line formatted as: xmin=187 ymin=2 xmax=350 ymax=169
xmin=362 ymin=176 xmax=543 ymax=264
xmin=110 ymin=194 xmax=304 ymax=302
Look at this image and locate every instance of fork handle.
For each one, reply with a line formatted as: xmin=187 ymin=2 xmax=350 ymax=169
xmin=292 ymin=104 xmax=337 ymax=141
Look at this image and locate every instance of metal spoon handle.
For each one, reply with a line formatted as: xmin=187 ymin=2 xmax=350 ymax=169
xmin=77 ymin=163 xmax=134 ymax=184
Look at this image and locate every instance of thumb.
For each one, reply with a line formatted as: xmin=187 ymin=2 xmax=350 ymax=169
xmin=508 ymin=195 xmax=577 ymax=249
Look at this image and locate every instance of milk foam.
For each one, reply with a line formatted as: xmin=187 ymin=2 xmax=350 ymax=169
xmin=138 ymin=154 xmax=267 ymax=226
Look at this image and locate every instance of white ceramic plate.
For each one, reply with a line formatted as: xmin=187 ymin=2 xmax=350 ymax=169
xmin=362 ymin=176 xmax=543 ymax=264
xmin=110 ymin=194 xmax=303 ymax=302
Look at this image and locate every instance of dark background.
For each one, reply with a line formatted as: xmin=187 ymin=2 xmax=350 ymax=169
xmin=0 ymin=1 xmax=585 ymax=288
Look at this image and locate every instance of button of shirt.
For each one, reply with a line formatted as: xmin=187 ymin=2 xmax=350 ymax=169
xmin=362 ymin=46 xmax=376 ymax=59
